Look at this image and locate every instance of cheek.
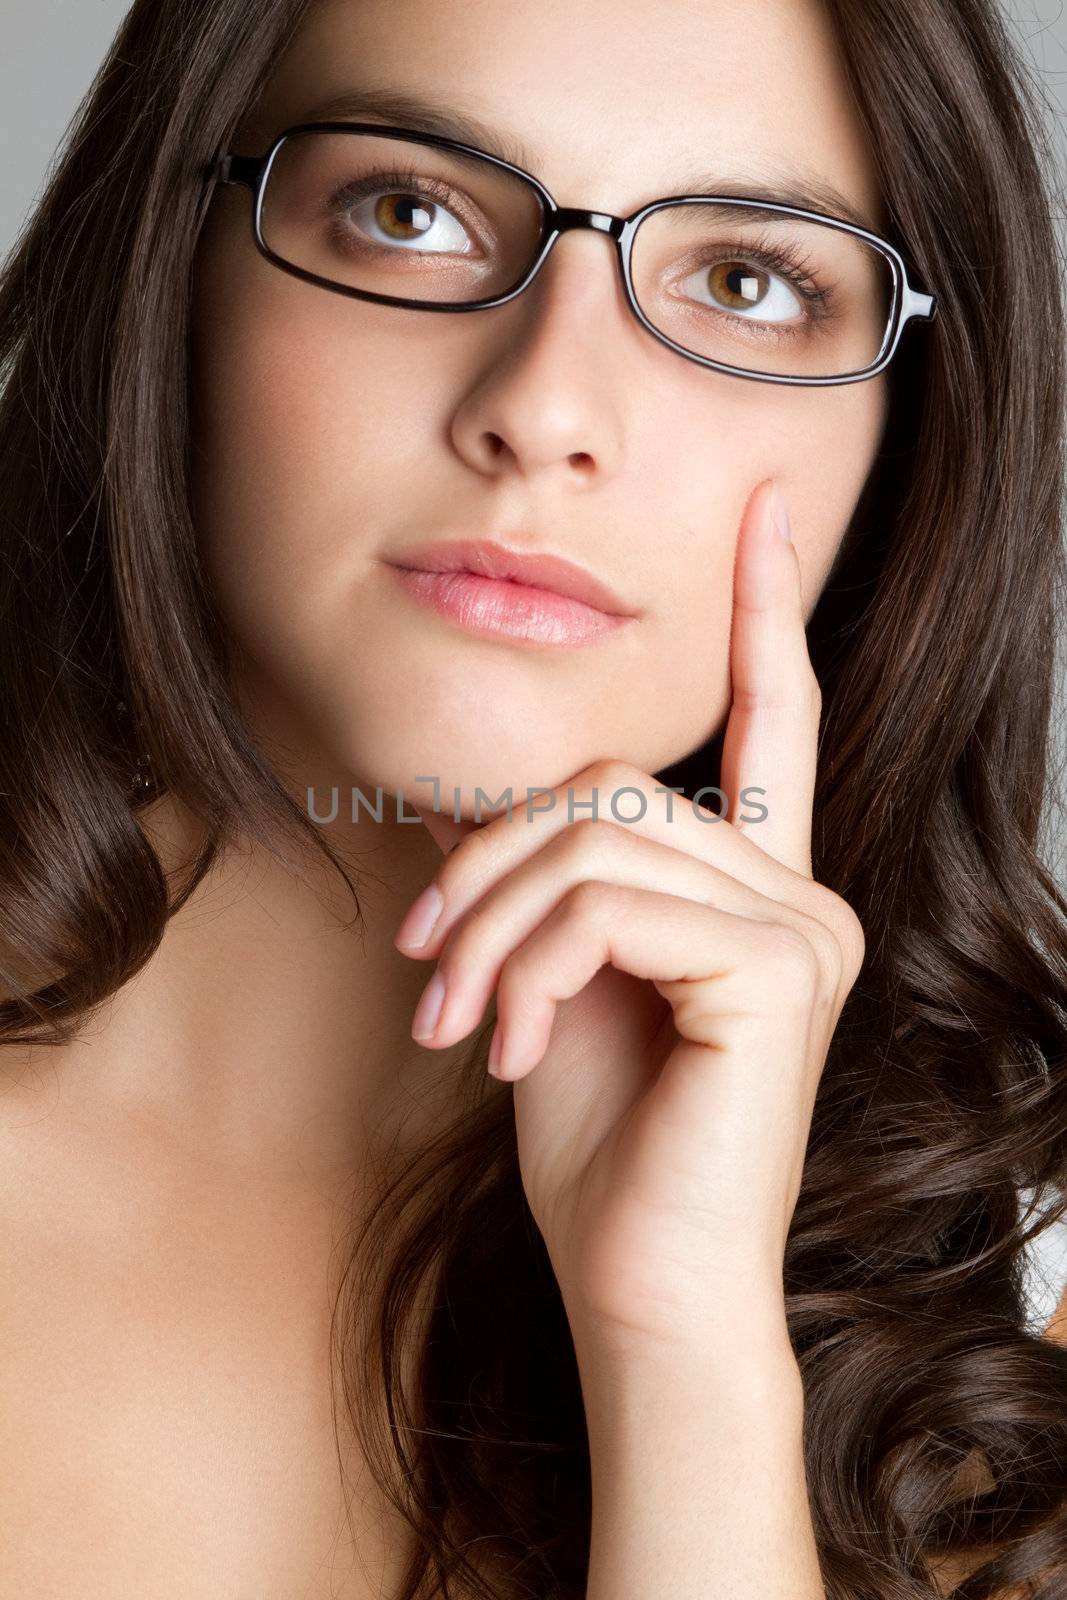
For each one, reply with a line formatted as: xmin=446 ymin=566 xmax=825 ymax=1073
xmin=665 ymin=373 xmax=887 ymax=647
xmin=650 ymin=376 xmax=887 ymax=749
xmin=769 ymin=378 xmax=888 ymax=600
xmin=189 ymin=278 xmax=405 ymax=563
xmin=187 ymin=238 xmax=452 ymax=658
xmin=658 ymin=362 xmax=886 ymax=583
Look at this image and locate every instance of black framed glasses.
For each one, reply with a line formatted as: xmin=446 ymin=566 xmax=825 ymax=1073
xmin=207 ymin=122 xmax=938 ymax=387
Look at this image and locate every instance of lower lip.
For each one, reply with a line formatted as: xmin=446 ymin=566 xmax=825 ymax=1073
xmin=385 ymin=565 xmax=633 ymax=646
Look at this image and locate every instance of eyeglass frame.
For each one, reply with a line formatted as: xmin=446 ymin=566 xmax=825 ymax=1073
xmin=206 ymin=120 xmax=939 ymax=388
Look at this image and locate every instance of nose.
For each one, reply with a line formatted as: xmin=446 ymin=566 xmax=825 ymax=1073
xmin=518 ymin=207 xmax=634 ymax=334
xmin=500 ymin=207 xmax=646 ymax=387
xmin=448 ymin=212 xmax=633 ymax=481
xmin=534 ymin=209 xmax=627 ymax=305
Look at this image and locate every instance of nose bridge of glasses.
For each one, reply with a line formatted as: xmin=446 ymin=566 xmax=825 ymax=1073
xmin=536 ymin=208 xmax=628 ymax=294
xmin=551 ymin=208 xmax=626 ymax=241
xmin=528 ymin=206 xmax=636 ymax=331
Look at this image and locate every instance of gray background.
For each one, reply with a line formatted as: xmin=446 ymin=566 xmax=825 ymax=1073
xmin=1 ymin=2 xmax=1067 ymax=1320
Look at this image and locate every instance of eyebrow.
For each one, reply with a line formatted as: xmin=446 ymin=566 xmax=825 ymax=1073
xmin=296 ymin=85 xmax=882 ymax=235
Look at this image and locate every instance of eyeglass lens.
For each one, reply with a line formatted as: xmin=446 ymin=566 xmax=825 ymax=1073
xmin=258 ymin=129 xmax=896 ymax=380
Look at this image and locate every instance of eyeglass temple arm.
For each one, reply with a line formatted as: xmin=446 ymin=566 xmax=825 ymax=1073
xmin=208 ymin=153 xmax=265 ymax=188
xmin=204 ymin=151 xmax=940 ymax=325
xmin=903 ymin=283 xmax=937 ymax=323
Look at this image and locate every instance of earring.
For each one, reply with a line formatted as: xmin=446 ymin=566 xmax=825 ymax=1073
xmin=131 ymin=749 xmax=154 ymax=795
xmin=116 ymin=698 xmax=154 ymax=795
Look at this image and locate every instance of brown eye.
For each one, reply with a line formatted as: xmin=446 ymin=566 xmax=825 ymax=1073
xmin=708 ymin=260 xmax=769 ymax=310
xmin=338 ymin=186 xmax=476 ymax=254
xmin=677 ymin=255 xmax=804 ymax=325
xmin=372 ymin=193 xmax=435 ymax=241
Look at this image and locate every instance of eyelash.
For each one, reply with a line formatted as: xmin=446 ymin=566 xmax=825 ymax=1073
xmin=701 ymin=231 xmax=833 ymax=312
xmin=330 ymin=166 xmax=839 ymax=318
xmin=332 ymin=166 xmax=481 ymax=238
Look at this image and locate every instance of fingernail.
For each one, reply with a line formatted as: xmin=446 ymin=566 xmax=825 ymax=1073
xmin=396 ymin=883 xmax=444 ymax=949
xmin=412 ymin=970 xmax=447 ymax=1040
xmin=770 ymin=481 xmax=792 ymax=543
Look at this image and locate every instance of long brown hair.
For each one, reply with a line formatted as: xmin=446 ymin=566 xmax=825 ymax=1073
xmin=1 ymin=0 xmax=1066 ymax=1594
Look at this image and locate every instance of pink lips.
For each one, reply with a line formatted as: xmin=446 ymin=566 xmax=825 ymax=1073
xmin=382 ymin=538 xmax=638 ymax=648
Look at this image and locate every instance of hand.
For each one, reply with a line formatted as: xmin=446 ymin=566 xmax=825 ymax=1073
xmin=393 ymin=478 xmax=865 ymax=1360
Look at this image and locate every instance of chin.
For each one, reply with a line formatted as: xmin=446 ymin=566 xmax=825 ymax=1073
xmin=375 ymin=745 xmax=596 ymax=823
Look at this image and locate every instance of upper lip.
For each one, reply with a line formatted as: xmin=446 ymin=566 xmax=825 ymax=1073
xmin=384 ymin=539 xmax=638 ymax=618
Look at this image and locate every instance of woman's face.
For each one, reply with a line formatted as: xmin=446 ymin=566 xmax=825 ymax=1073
xmin=189 ymin=0 xmax=888 ymax=815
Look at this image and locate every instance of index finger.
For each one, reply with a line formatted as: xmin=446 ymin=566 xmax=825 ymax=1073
xmin=719 ymin=477 xmax=821 ymax=877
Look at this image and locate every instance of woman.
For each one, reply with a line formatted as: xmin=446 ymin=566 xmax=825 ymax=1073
xmin=0 ymin=0 xmax=1064 ymax=1594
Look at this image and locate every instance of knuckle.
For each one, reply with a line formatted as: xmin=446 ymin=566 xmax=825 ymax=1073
xmin=493 ymin=957 xmax=525 ymax=1018
xmin=495 ymin=949 xmax=544 ymax=1023
xmin=805 ymin=663 xmax=823 ymax=711
xmin=562 ymin=877 xmax=612 ymax=921
xmin=760 ymin=920 xmax=823 ymax=993
xmin=584 ymin=757 xmax=640 ymax=803
xmin=730 ymin=655 xmax=822 ymax=717
xmin=806 ymin=917 xmax=845 ymax=994
xmin=557 ymin=816 xmax=628 ymax=874
xmin=733 ymin=674 xmax=822 ymax=717
xmin=440 ymin=897 xmax=491 ymax=968
xmin=841 ymin=907 xmax=867 ymax=981
xmin=808 ymin=883 xmax=867 ymax=982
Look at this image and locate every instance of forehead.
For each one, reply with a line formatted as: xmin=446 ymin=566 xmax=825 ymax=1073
xmin=250 ymin=0 xmax=886 ymax=231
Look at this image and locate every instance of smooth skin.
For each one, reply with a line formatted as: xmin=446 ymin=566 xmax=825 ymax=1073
xmin=0 ymin=0 xmax=1059 ymax=1595
xmin=399 ymin=479 xmax=862 ymax=1595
